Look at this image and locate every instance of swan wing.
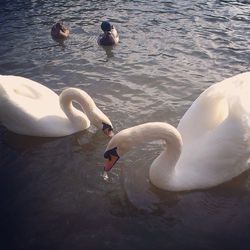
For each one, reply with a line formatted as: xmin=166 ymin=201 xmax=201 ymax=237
xmin=177 ymin=72 xmax=250 ymax=144
xmin=176 ymin=103 xmax=250 ymax=190
xmin=0 ymin=76 xmax=70 ymax=136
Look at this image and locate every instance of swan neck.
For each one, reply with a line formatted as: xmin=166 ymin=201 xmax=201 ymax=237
xmin=107 ymin=122 xmax=183 ymax=190
xmin=142 ymin=123 xmax=183 ymax=190
xmin=137 ymin=122 xmax=180 ymax=143
xmin=59 ymin=88 xmax=95 ymax=126
xmin=122 ymin=123 xmax=183 ymax=160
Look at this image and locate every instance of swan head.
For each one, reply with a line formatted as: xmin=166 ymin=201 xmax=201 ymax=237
xmin=104 ymin=128 xmax=133 ymax=170
xmin=102 ymin=122 xmax=114 ymax=137
xmin=51 ymin=22 xmax=69 ymax=40
xmin=90 ymin=107 xmax=114 ymax=137
xmin=98 ymin=21 xmax=119 ymax=46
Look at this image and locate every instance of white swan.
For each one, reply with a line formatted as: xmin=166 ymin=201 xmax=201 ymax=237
xmin=0 ymin=75 xmax=113 ymax=137
xmin=104 ymin=72 xmax=250 ymax=191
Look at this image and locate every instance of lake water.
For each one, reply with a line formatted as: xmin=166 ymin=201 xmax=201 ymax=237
xmin=0 ymin=0 xmax=250 ymax=249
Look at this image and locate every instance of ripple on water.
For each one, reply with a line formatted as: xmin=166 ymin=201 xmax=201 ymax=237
xmin=1 ymin=0 xmax=250 ymax=249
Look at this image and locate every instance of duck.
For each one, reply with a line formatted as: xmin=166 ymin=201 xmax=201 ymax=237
xmin=97 ymin=21 xmax=119 ymax=46
xmin=51 ymin=22 xmax=69 ymax=40
xmin=0 ymin=75 xmax=113 ymax=137
xmin=104 ymin=72 xmax=250 ymax=191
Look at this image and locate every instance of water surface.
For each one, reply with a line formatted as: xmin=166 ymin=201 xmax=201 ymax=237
xmin=0 ymin=0 xmax=250 ymax=249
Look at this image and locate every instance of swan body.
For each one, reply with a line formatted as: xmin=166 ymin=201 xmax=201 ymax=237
xmin=97 ymin=21 xmax=119 ymax=46
xmin=104 ymin=72 xmax=250 ymax=191
xmin=0 ymin=75 xmax=113 ymax=137
xmin=51 ymin=22 xmax=69 ymax=40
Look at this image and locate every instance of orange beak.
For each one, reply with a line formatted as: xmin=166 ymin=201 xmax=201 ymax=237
xmin=104 ymin=155 xmax=119 ymax=171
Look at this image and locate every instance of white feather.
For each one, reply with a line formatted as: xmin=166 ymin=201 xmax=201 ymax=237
xmin=0 ymin=75 xmax=112 ymax=137
xmin=105 ymin=72 xmax=250 ymax=191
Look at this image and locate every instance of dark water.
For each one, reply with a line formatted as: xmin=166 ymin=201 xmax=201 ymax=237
xmin=0 ymin=0 xmax=250 ymax=249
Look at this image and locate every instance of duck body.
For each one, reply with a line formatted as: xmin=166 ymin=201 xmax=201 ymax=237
xmin=104 ymin=72 xmax=250 ymax=191
xmin=98 ymin=21 xmax=119 ymax=46
xmin=51 ymin=22 xmax=69 ymax=40
xmin=0 ymin=75 xmax=113 ymax=137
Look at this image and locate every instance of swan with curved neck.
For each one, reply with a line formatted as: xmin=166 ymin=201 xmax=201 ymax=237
xmin=0 ymin=75 xmax=113 ymax=137
xmin=104 ymin=72 xmax=250 ymax=191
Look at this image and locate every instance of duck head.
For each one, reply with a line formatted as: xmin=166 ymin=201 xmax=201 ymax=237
xmin=101 ymin=21 xmax=112 ymax=32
